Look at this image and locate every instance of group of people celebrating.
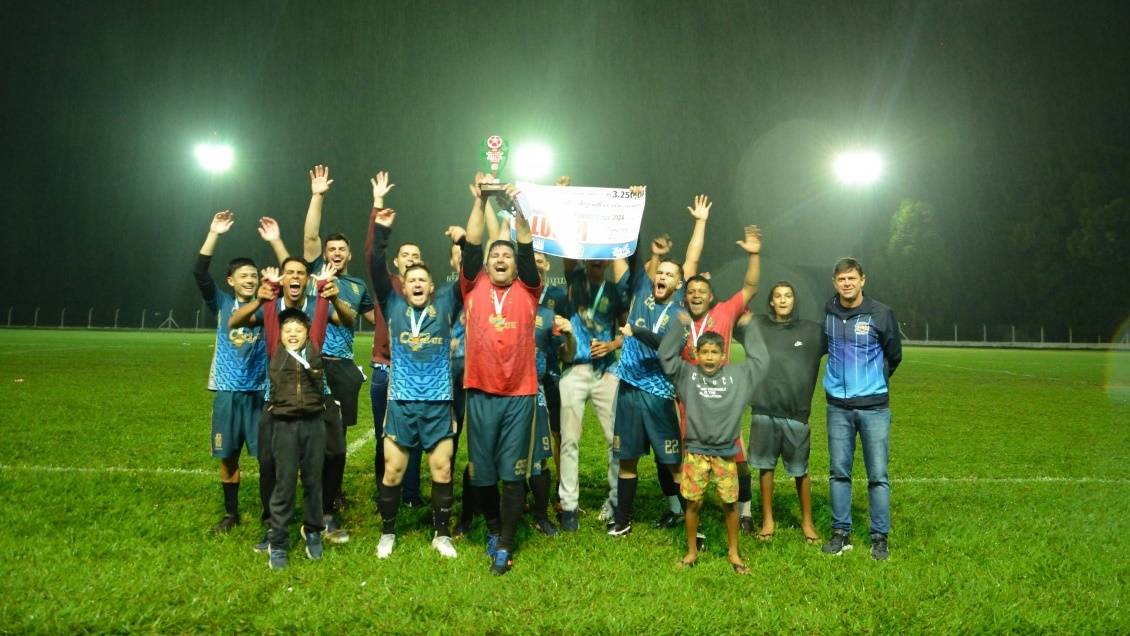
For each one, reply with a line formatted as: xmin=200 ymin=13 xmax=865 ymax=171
xmin=195 ymin=165 xmax=902 ymax=575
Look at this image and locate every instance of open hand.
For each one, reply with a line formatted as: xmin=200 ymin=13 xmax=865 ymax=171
xmin=736 ymin=225 xmax=761 ymax=254
xmin=687 ymin=194 xmax=711 ymax=221
xmin=210 ymin=210 xmax=234 ymax=234
xmin=371 ymin=171 xmax=395 ymax=201
xmin=310 ymin=165 xmax=334 ymax=195
xmin=257 ymin=217 xmax=280 ymax=242
xmin=373 ymin=208 xmax=396 ymax=228
xmin=651 ymin=233 xmax=672 ymax=256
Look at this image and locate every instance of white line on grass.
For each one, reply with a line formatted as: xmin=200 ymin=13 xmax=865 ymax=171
xmin=3 ymin=463 xmax=1128 ymax=484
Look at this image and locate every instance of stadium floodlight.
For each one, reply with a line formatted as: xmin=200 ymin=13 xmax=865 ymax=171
xmin=194 ymin=143 xmax=234 ymax=173
xmin=511 ymin=142 xmax=553 ymax=180
xmin=833 ymin=149 xmax=883 ymax=186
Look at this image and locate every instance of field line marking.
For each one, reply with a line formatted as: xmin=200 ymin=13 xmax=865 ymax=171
xmin=3 ymin=463 xmax=1129 ymax=484
xmin=346 ymin=428 xmax=375 ymax=456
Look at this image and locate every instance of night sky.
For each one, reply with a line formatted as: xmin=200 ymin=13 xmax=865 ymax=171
xmin=4 ymin=1 xmax=1127 ymax=337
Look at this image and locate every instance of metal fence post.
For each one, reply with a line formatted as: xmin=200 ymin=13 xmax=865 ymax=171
xmin=141 ymin=309 xmax=146 ymax=330
xmin=1011 ymin=324 xmax=1016 ymax=343
xmin=113 ymin=308 xmax=119 ymax=329
xmin=60 ymin=308 xmax=66 ymax=328
xmin=953 ymin=323 xmax=957 ymax=343
xmin=87 ymin=308 xmax=93 ymax=328
xmin=925 ymin=322 xmax=930 ymax=342
xmin=982 ymin=324 xmax=987 ymax=342
xmin=6 ymin=307 xmax=11 ymax=327
xmin=1040 ymin=326 xmax=1044 ymax=344
xmin=195 ymin=309 xmax=200 ymax=330
xmin=1069 ymin=328 xmax=1073 ymax=344
xmin=33 ymin=307 xmax=40 ymax=327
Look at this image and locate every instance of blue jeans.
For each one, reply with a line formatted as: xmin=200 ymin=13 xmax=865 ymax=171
xmin=826 ymin=405 xmax=890 ymax=535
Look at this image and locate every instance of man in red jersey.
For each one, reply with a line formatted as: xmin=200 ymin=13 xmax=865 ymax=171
xmin=459 ymin=173 xmax=542 ymax=576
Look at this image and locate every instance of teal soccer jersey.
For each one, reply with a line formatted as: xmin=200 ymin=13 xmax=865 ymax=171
xmin=208 ymin=289 xmax=267 ymax=392
xmin=387 ymin=286 xmax=462 ymax=402
xmin=616 ymin=270 xmax=683 ymax=399
xmin=534 ymin=305 xmax=565 ymax=407
xmin=309 ymin=257 xmax=374 ymax=358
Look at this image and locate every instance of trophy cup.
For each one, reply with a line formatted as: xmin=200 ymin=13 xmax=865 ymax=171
xmin=478 ymin=135 xmax=511 ymax=201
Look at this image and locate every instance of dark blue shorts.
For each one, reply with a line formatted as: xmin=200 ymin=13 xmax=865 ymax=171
xmin=211 ymin=390 xmax=265 ymax=458
xmin=385 ymin=400 xmax=456 ymax=451
xmin=529 ymin=402 xmax=553 ymax=475
xmin=465 ymin=390 xmax=536 ymax=486
xmin=612 ymin=381 xmax=681 ymax=464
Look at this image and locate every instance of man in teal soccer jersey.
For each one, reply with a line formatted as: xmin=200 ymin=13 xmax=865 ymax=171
xmin=194 ymin=210 xmax=269 ymax=533
xmin=368 ymin=206 xmax=463 ymax=559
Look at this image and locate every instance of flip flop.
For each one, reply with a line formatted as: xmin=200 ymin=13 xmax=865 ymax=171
xmin=730 ymin=561 xmax=751 ymax=575
xmin=804 ymin=535 xmax=821 ymax=545
xmin=756 ymin=532 xmax=774 ymax=542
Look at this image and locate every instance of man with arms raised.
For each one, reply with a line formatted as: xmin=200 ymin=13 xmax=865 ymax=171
xmin=193 ymin=210 xmax=268 ymax=533
xmin=821 ymin=257 xmax=901 ymax=560
xmin=460 ymin=174 xmax=541 ymax=575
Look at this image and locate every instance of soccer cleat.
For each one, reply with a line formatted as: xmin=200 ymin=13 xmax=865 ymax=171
xmin=490 ymin=548 xmax=512 ymax=575
xmin=323 ymin=514 xmax=350 ymax=545
xmin=534 ymin=517 xmax=559 ymax=537
xmin=212 ymin=514 xmax=240 ymax=534
xmin=253 ymin=530 xmax=270 ymax=553
xmin=451 ymin=518 xmax=473 ymax=538
xmin=303 ymin=528 xmax=323 ymax=560
xmin=403 ymin=497 xmax=428 ymax=509
xmin=870 ymin=533 xmax=889 ymax=561
xmin=376 ymin=533 xmax=397 ymax=559
xmin=822 ymin=529 xmax=853 ymax=556
xmin=696 ymin=532 xmax=706 ymax=552
xmin=607 ymin=522 xmax=632 ymax=537
xmin=654 ymin=511 xmax=684 ymax=529
xmin=268 ymin=548 xmax=288 ymax=570
xmin=739 ymin=516 xmax=756 ymax=535
xmin=559 ymin=510 xmax=579 ymax=532
xmin=597 ymin=499 xmax=616 ymax=522
xmin=432 ymin=534 xmax=458 ymax=559
xmin=485 ymin=533 xmax=500 ymax=559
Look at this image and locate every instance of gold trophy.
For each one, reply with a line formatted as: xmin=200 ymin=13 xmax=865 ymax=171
xmin=479 ymin=135 xmax=511 ymax=200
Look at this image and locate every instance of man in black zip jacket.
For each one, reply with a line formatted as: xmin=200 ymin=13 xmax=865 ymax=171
xmin=746 ymin=282 xmax=826 ymax=545
xmin=821 ymin=258 xmax=901 ymax=560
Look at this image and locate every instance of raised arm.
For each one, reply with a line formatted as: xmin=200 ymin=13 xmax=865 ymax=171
xmin=195 ymin=211 xmax=232 ymax=310
xmin=303 ymin=165 xmax=335 ymax=262
xmin=310 ymin=265 xmax=338 ymax=349
xmin=257 ymin=267 xmax=281 ymax=355
xmin=682 ymin=194 xmax=711 ymax=279
xmin=461 ymin=173 xmax=489 ymax=281
xmin=369 ymin=209 xmax=397 ymax=306
xmin=735 ymin=224 xmax=762 ymax=305
xmin=230 ymin=276 xmax=273 ymax=329
xmin=508 ymin=184 xmax=540 ymax=288
xmin=257 ymin=216 xmax=289 ymax=264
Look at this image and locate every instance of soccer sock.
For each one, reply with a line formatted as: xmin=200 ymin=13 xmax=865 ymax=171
xmin=478 ymin=485 xmax=502 ymax=536
xmin=678 ymin=494 xmax=688 ymax=516
xmin=738 ymin=471 xmax=752 ymax=508
xmin=222 ymin=482 xmax=239 ymax=518
xmin=529 ymin=468 xmax=551 ymax=520
xmin=656 ymin=460 xmax=677 ymax=496
xmin=431 ymin=481 xmax=454 ymax=537
xmin=499 ymin=480 xmax=525 ymax=551
xmin=322 ymin=454 xmax=346 ymax=515
xmin=460 ymin=466 xmax=478 ymax=524
xmin=377 ymin=482 xmax=402 ymax=535
xmin=615 ymin=476 xmax=638 ymax=527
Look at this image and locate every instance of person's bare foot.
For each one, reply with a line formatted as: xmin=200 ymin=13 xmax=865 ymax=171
xmin=678 ymin=551 xmax=698 ymax=569
xmin=801 ymin=522 xmax=820 ymax=544
xmin=728 ymin=554 xmax=750 ymax=575
xmin=757 ymin=519 xmax=776 ymax=541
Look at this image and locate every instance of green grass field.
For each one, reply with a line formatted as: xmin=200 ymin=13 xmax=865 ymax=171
xmin=1 ymin=330 xmax=1128 ymax=634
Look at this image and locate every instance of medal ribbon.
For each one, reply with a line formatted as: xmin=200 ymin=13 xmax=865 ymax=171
xmin=408 ymin=306 xmax=428 ymax=338
xmin=689 ymin=311 xmax=711 ymax=347
xmin=491 ymin=286 xmax=512 ymax=316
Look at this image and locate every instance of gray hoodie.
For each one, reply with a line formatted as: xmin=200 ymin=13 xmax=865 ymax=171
xmin=658 ymin=318 xmax=769 ymax=456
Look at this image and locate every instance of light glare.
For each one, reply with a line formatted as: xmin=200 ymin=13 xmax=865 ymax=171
xmin=834 ymin=150 xmax=883 ymax=186
xmin=512 ymin=143 xmax=553 ymax=180
xmin=194 ymin=143 xmax=234 ymax=173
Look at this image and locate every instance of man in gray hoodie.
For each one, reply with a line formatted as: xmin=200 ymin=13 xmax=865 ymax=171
xmin=658 ymin=312 xmax=769 ymax=573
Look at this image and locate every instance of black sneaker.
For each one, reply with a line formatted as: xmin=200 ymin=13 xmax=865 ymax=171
xmin=739 ymin=516 xmax=756 ymax=535
xmin=822 ymin=529 xmax=853 ymax=555
xmin=607 ymin=522 xmax=632 ymax=537
xmin=653 ymin=510 xmax=683 ymax=529
xmin=303 ymin=528 xmax=323 ymax=560
xmin=870 ymin=533 xmax=889 ymax=561
xmin=211 ymin=514 xmax=240 ymax=534
xmin=253 ymin=529 xmax=270 ymax=553
xmin=534 ymin=517 xmax=560 ymax=537
xmin=559 ymin=510 xmax=579 ymax=532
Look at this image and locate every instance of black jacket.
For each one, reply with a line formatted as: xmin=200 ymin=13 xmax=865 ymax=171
xmin=749 ymin=312 xmax=826 ymax=424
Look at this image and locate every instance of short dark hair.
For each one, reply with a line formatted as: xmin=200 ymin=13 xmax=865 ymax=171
xmin=488 ymin=239 xmax=516 ymax=255
xmin=396 ymin=242 xmax=421 ymax=254
xmin=684 ymin=274 xmax=712 ymax=293
xmin=278 ymin=308 xmax=310 ymax=329
xmin=226 ymin=257 xmax=257 ymax=277
xmin=324 ymin=233 xmax=350 ymax=247
xmin=280 ymin=256 xmax=309 ymax=273
xmin=833 ymin=257 xmax=864 ymax=277
xmin=404 ymin=262 xmax=432 ymax=278
xmin=696 ymin=331 xmax=725 ymax=351
xmin=657 ymin=257 xmax=684 ymax=281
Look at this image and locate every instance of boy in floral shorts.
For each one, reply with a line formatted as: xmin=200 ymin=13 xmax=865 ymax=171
xmin=658 ymin=313 xmax=769 ymax=573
